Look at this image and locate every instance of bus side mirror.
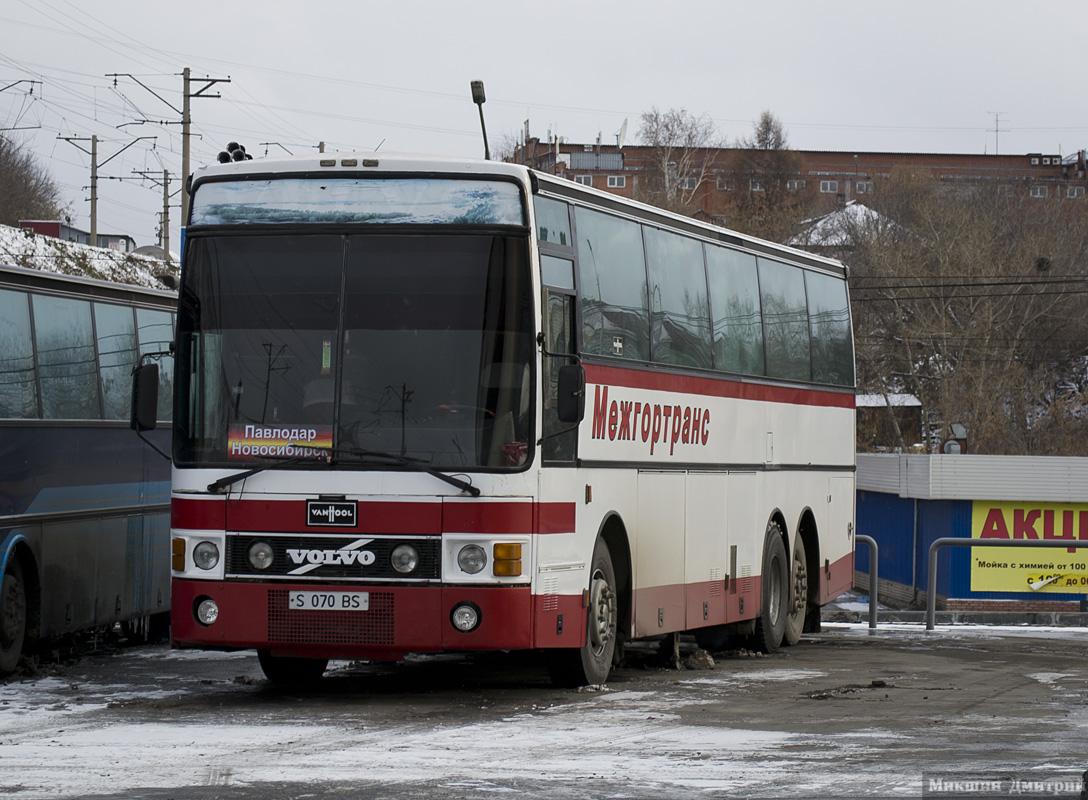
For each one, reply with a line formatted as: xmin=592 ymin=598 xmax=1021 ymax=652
xmin=556 ymin=364 xmax=585 ymax=423
xmin=131 ymin=363 xmax=160 ymax=432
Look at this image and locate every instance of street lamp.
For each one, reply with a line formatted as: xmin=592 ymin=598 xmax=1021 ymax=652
xmin=470 ymin=80 xmax=490 ymax=161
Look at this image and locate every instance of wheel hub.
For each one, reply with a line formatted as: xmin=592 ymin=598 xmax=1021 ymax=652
xmin=588 ymin=571 xmax=616 ymax=654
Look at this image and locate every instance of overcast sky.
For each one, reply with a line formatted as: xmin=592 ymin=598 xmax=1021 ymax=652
xmin=3 ymin=0 xmax=1087 ymax=248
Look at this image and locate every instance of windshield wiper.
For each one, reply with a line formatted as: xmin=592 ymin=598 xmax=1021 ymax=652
xmin=334 ymin=446 xmax=481 ymax=497
xmin=206 ymin=451 xmax=331 ymax=494
xmin=205 ymin=445 xmax=481 ymax=497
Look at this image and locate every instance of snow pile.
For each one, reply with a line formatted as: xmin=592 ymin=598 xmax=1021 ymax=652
xmin=0 ymin=224 xmax=177 ymax=289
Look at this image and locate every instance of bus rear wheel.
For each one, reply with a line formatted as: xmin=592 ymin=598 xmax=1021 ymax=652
xmin=752 ymin=523 xmax=788 ymax=654
xmin=257 ymin=649 xmax=328 ymax=687
xmin=0 ymin=560 xmax=28 ymax=677
xmin=548 ymin=538 xmax=617 ymax=686
xmin=782 ymin=534 xmax=808 ymax=646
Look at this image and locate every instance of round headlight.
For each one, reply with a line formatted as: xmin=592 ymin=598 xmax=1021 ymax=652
xmin=457 ymin=544 xmax=487 ymax=575
xmin=451 ymin=602 xmax=481 ymax=632
xmin=196 ymin=598 xmax=219 ymax=625
xmin=193 ymin=541 xmax=220 ymax=570
xmin=247 ymin=541 xmax=274 ymax=570
xmin=391 ymin=544 xmax=419 ymax=574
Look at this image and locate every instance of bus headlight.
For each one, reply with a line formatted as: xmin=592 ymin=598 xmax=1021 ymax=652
xmin=391 ymin=544 xmax=419 ymax=574
xmin=457 ymin=544 xmax=487 ymax=575
xmin=195 ymin=598 xmax=219 ymax=626
xmin=451 ymin=602 xmax=481 ymax=633
xmin=193 ymin=541 xmax=220 ymax=570
xmin=247 ymin=541 xmax=274 ymax=570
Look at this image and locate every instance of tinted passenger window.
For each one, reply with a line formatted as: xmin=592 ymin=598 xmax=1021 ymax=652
xmin=0 ymin=289 xmax=38 ymax=418
xmin=758 ymin=258 xmax=811 ymax=382
xmin=644 ymin=227 xmax=711 ymax=368
xmin=575 ymin=207 xmax=648 ymax=361
xmin=94 ymin=303 xmax=138 ymax=420
xmin=535 ymin=197 xmax=572 ymax=247
xmin=706 ymin=246 xmax=764 ymax=376
xmin=34 ymin=295 xmax=100 ymax=419
xmin=806 ymin=271 xmax=854 ymax=386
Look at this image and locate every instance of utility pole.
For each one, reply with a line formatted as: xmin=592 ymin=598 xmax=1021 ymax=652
xmin=181 ymin=67 xmax=230 ymax=223
xmin=59 ymin=134 xmax=156 ymax=247
xmin=108 ymin=70 xmax=228 ymax=227
xmin=163 ymin=169 xmax=170 ymax=258
xmin=988 ymin=111 xmax=1007 ymax=155
xmin=133 ymin=169 xmax=178 ymax=260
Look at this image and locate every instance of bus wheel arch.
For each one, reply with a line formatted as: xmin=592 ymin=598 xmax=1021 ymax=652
xmin=598 ymin=513 xmax=631 ymax=659
xmin=784 ymin=509 xmax=819 ymax=645
xmin=0 ymin=544 xmax=40 ymax=677
xmin=548 ymin=513 xmax=630 ymax=686
xmin=752 ymin=514 xmax=789 ymax=654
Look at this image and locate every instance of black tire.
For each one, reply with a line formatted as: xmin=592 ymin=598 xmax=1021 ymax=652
xmin=752 ymin=523 xmax=788 ymax=654
xmin=0 ymin=559 xmax=28 ymax=677
xmin=548 ymin=538 xmax=618 ymax=686
xmin=782 ymin=534 xmax=808 ymax=647
xmin=257 ymin=649 xmax=328 ymax=687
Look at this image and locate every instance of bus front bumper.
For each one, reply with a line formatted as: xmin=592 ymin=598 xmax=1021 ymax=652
xmin=171 ymin=578 xmax=536 ymax=660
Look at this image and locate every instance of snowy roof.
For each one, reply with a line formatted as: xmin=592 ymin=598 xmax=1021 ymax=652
xmin=791 ymin=201 xmax=891 ymax=248
xmin=0 ymin=223 xmax=177 ymax=289
xmin=856 ymin=393 xmax=922 ymax=408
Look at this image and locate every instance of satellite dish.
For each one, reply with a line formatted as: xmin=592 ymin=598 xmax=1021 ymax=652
xmin=616 ymin=118 xmax=628 ymax=149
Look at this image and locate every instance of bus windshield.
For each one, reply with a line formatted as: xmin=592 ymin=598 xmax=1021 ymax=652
xmin=176 ymin=232 xmax=534 ymax=471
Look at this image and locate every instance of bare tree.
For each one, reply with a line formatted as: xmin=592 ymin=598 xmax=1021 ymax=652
xmin=727 ymin=111 xmax=813 ymax=243
xmin=847 ymin=168 xmax=1088 ymax=455
xmin=635 ymin=107 xmax=722 ymax=214
xmin=0 ymin=135 xmax=64 ymax=227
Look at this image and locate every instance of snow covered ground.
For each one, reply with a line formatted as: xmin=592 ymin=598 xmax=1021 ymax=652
xmin=2 ymin=624 xmax=1086 ymax=799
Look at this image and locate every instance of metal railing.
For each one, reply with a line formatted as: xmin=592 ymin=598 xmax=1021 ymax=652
xmin=925 ymin=538 xmax=1088 ymax=630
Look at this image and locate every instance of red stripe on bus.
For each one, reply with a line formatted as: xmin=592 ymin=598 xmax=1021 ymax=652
xmin=173 ymin=497 xmax=575 ymax=535
xmin=536 ymin=502 xmax=577 ymax=535
xmin=584 ymin=364 xmax=855 ymax=409
xmin=443 ymin=501 xmax=533 ymax=534
xmin=171 ymin=497 xmax=225 ymax=530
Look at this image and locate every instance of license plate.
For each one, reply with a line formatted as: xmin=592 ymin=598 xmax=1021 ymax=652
xmin=288 ymin=591 xmax=369 ymax=611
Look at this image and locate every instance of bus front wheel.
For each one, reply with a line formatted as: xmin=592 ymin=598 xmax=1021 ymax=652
xmin=548 ymin=538 xmax=617 ymax=686
xmin=752 ymin=523 xmax=788 ymax=654
xmin=257 ymin=649 xmax=329 ymax=687
xmin=0 ymin=559 xmax=28 ymax=677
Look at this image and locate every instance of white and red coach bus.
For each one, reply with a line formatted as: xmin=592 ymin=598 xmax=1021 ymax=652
xmin=131 ymin=152 xmax=856 ymax=686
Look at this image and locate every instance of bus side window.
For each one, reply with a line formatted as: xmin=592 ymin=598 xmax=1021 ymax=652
xmin=542 ymin=280 xmax=576 ymax=462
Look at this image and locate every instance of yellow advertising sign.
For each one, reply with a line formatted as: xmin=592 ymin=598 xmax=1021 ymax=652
xmin=970 ymin=501 xmax=1088 ymax=593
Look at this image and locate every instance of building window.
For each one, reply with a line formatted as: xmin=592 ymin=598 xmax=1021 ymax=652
xmin=787 ymin=179 xmax=805 ymax=192
xmin=573 ymin=175 xmax=593 ymax=186
xmin=750 ymin=178 xmax=765 ymax=192
xmin=681 ymin=176 xmax=698 ymax=190
xmin=856 ymin=180 xmax=873 ymax=194
xmin=1030 ymin=185 xmax=1048 ymax=198
xmin=607 ymin=175 xmax=626 ymax=188
xmin=820 ymin=180 xmax=838 ymax=194
xmin=1068 ymin=186 xmax=1085 ymax=198
xmin=717 ymin=176 xmax=734 ymax=191
xmin=997 ymin=184 xmax=1013 ymax=197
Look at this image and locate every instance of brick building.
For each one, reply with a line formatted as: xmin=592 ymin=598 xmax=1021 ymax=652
xmin=511 ymin=137 xmax=1088 ymax=222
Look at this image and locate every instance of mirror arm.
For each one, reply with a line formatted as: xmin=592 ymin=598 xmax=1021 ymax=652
xmin=137 ymin=429 xmax=171 ymax=461
xmin=536 ymin=332 xmax=582 ymax=364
